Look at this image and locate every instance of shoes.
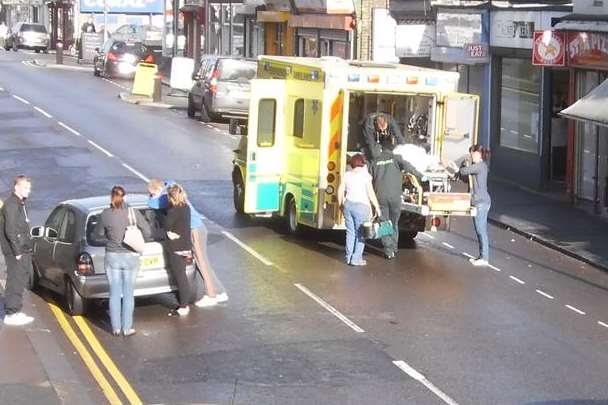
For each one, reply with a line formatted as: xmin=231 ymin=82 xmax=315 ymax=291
xmin=3 ymin=312 xmax=34 ymax=326
xmin=385 ymin=252 xmax=396 ymax=260
xmin=123 ymin=329 xmax=136 ymax=337
xmin=350 ymin=260 xmax=367 ymax=266
xmin=195 ymin=295 xmax=217 ymax=308
xmin=215 ymin=293 xmax=229 ymax=303
xmin=176 ymin=306 xmax=190 ymax=316
xmin=469 ymin=258 xmax=489 ymax=267
xmin=112 ymin=330 xmax=121 ymax=336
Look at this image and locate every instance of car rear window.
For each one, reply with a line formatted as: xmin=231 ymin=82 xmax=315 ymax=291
xmin=21 ymin=24 xmax=47 ymax=33
xmin=218 ymin=59 xmax=256 ymax=82
xmin=86 ymin=208 xmax=165 ymax=247
xmin=110 ymin=42 xmax=146 ymax=56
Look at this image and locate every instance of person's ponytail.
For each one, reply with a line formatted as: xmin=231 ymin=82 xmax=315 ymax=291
xmin=470 ymin=144 xmax=491 ymax=161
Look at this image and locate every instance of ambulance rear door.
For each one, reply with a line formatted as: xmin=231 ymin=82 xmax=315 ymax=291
xmin=244 ymin=79 xmax=286 ymax=214
xmin=439 ymin=93 xmax=479 ymax=164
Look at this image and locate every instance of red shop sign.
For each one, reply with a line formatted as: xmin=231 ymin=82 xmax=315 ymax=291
xmin=532 ymin=31 xmax=566 ymax=66
xmin=567 ymin=31 xmax=608 ymax=68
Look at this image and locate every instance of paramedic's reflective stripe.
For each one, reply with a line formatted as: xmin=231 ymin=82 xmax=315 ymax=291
xmin=375 ymin=160 xmax=395 ymax=166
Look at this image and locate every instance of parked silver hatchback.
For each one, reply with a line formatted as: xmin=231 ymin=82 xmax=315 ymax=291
xmin=5 ymin=22 xmax=49 ymax=53
xmin=31 ymin=195 xmax=198 ymax=315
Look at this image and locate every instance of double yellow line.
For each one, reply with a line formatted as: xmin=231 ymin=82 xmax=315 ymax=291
xmin=48 ymin=303 xmax=143 ymax=405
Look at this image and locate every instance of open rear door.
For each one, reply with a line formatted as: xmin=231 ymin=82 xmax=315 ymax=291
xmin=244 ymin=79 xmax=286 ymax=214
xmin=440 ymin=93 xmax=479 ymax=164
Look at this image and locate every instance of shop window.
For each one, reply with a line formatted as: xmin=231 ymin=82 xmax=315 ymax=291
xmin=292 ymin=98 xmax=322 ymax=148
xmin=499 ymin=57 xmax=541 ymax=154
xmin=257 ymin=99 xmax=276 ymax=147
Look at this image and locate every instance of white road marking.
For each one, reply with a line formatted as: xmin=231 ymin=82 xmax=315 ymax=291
xmin=88 ymin=140 xmax=114 ymax=157
xmin=598 ymin=321 xmax=608 ymax=329
xmin=535 ymin=289 xmax=554 ymax=300
xmin=12 ymin=94 xmax=30 ymax=104
xmin=420 ymin=232 xmax=435 ymax=239
xmin=509 ymin=130 xmax=519 ymax=135
xmin=206 ymin=124 xmax=213 ymax=128
xmin=0 ymin=87 xmax=4 ymax=91
xmin=58 ymin=121 xmax=82 ymax=136
xmin=393 ymin=361 xmax=459 ymax=405
xmin=221 ymin=231 xmax=274 ymax=266
xmin=565 ymin=305 xmax=586 ymax=315
xmin=461 ymin=252 xmax=475 ymax=259
xmin=442 ymin=242 xmax=454 ymax=249
xmin=509 ymin=275 xmax=525 ymax=285
xmin=121 ymin=163 xmax=150 ymax=182
xmin=523 ymin=134 xmax=532 ymax=139
xmin=294 ymin=283 xmax=365 ymax=333
xmin=34 ymin=106 xmax=52 ymax=118
xmin=214 ymin=127 xmax=222 ymax=133
xmin=488 ymin=264 xmax=501 ymax=272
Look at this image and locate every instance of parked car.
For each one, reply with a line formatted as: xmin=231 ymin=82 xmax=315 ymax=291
xmin=111 ymin=24 xmax=162 ymax=46
xmin=187 ymin=56 xmax=257 ymax=122
xmin=93 ymin=39 xmax=151 ymax=79
xmin=4 ymin=22 xmax=49 ymax=53
xmin=30 ymin=195 xmax=198 ymax=315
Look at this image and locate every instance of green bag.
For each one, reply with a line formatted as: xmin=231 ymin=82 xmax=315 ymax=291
xmin=362 ymin=219 xmax=393 ymax=239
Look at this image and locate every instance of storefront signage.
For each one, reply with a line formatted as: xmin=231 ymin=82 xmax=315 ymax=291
xmin=567 ymin=31 xmax=608 ymax=68
xmin=532 ymin=31 xmax=566 ymax=66
xmin=395 ymin=23 xmax=435 ymax=58
xmin=293 ymin=0 xmax=354 ymax=14
xmin=466 ymin=43 xmax=488 ymax=58
xmin=490 ymin=11 xmax=567 ymax=49
xmin=80 ymin=0 xmax=163 ymax=13
xmin=436 ymin=12 xmax=482 ymax=48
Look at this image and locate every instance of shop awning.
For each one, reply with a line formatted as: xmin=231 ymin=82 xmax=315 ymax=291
xmin=560 ymin=78 xmax=608 ymax=127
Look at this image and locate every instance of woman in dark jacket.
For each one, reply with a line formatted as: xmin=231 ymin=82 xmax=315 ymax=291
xmin=452 ymin=145 xmax=492 ymax=267
xmin=93 ymin=186 xmax=151 ymax=336
xmin=165 ymin=184 xmax=192 ymax=316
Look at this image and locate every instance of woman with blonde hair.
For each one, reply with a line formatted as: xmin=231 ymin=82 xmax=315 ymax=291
xmin=164 ymin=184 xmax=192 ymax=315
xmin=148 ymin=179 xmax=227 ymax=308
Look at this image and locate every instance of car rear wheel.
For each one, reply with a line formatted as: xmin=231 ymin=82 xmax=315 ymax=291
xmin=35 ymin=49 xmax=40 ymax=53
xmin=187 ymin=94 xmax=196 ymax=118
xmin=27 ymin=263 xmax=40 ymax=291
xmin=65 ymin=277 xmax=87 ymax=316
xmin=233 ymin=173 xmax=245 ymax=214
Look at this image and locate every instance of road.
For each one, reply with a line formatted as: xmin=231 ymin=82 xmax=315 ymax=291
xmin=1 ymin=49 xmax=608 ymax=405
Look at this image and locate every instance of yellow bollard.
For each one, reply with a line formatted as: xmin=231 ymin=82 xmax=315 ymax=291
xmin=131 ymin=63 xmax=158 ymax=98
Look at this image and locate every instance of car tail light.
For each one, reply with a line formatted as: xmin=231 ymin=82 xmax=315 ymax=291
xmin=432 ymin=217 xmax=441 ymax=227
xmin=107 ymin=52 xmax=118 ymax=61
xmin=77 ymin=253 xmax=95 ymax=276
xmin=210 ymin=69 xmax=220 ymax=94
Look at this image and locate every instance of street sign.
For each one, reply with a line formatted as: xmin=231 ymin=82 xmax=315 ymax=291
xmin=532 ymin=30 xmax=566 ymax=66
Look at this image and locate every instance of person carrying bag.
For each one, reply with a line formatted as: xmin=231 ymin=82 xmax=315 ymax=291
xmin=123 ymin=207 xmax=146 ymax=253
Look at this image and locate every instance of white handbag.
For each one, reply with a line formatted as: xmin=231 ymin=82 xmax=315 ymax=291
xmin=123 ymin=207 xmax=145 ymax=253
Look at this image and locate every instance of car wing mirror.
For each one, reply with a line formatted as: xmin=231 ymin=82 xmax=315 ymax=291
xmin=45 ymin=227 xmax=58 ymax=240
xmin=31 ymin=226 xmax=45 ymax=238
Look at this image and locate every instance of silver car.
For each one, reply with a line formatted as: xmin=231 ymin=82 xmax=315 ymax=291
xmin=5 ymin=22 xmax=49 ymax=53
xmin=187 ymin=56 xmax=257 ymax=123
xmin=31 ymin=195 xmax=198 ymax=315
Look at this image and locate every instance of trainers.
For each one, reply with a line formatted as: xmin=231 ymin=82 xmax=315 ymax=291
xmin=123 ymin=329 xmax=136 ymax=337
xmin=176 ymin=306 xmax=190 ymax=316
xmin=350 ymin=260 xmax=367 ymax=266
xmin=470 ymin=258 xmax=489 ymax=267
xmin=215 ymin=293 xmax=229 ymax=303
xmin=4 ymin=312 xmax=34 ymax=326
xmin=195 ymin=295 xmax=217 ymax=308
xmin=385 ymin=252 xmax=396 ymax=260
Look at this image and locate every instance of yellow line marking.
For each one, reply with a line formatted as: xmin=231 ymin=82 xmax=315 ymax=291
xmin=48 ymin=303 xmax=122 ymax=405
xmin=73 ymin=316 xmax=143 ymax=405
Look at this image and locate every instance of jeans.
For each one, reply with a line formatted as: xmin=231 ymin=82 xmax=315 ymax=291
xmin=344 ymin=201 xmax=371 ymax=264
xmin=4 ymin=253 xmax=33 ymax=315
xmin=105 ymin=252 xmax=140 ymax=332
xmin=378 ymin=196 xmax=402 ymax=256
xmin=473 ymin=201 xmax=491 ymax=261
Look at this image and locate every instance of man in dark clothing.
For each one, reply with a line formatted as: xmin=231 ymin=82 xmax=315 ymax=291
xmin=0 ymin=175 xmax=34 ymax=326
xmin=361 ymin=113 xmax=406 ymax=157
xmin=367 ymin=134 xmax=423 ymax=260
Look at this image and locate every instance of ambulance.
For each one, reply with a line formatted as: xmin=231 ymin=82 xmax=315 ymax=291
xmin=232 ymin=56 xmax=479 ymax=238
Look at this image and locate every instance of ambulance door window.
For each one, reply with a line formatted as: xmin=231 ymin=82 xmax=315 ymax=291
xmin=293 ymin=99 xmax=305 ymax=138
xmin=257 ymin=99 xmax=276 ymax=147
xmin=293 ymin=98 xmax=322 ymax=148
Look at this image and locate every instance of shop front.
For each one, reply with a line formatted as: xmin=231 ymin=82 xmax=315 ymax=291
xmin=489 ymin=9 xmax=569 ymax=190
xmin=290 ymin=14 xmax=353 ymax=58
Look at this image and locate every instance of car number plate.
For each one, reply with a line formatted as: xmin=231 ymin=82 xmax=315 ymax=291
xmin=140 ymin=255 xmax=160 ymax=270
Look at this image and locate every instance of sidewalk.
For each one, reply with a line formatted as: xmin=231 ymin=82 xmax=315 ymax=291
xmin=488 ymin=179 xmax=608 ymax=271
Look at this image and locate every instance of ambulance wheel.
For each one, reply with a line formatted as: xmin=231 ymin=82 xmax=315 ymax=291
xmin=286 ymin=197 xmax=300 ymax=234
xmin=233 ymin=174 xmax=245 ymax=214
xmin=187 ymin=95 xmax=196 ymax=118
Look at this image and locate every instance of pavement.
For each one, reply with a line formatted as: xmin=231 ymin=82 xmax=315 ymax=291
xmin=488 ymin=179 xmax=608 ymax=272
xmin=3 ymin=48 xmax=608 ymax=404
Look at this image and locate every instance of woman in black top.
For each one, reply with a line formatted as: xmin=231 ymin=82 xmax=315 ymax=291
xmin=165 ymin=184 xmax=192 ymax=316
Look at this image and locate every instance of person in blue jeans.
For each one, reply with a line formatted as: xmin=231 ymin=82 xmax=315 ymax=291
xmin=451 ymin=145 xmax=492 ymax=266
xmin=93 ymin=186 xmax=151 ymax=336
xmin=337 ymin=154 xmax=381 ymax=266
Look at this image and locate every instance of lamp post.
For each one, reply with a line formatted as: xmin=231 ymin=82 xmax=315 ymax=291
xmin=103 ymin=0 xmax=108 ymax=43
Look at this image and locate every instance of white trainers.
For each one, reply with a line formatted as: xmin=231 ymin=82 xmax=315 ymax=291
xmin=4 ymin=312 xmax=34 ymax=326
xmin=195 ymin=295 xmax=217 ymax=308
xmin=215 ymin=293 xmax=229 ymax=303
xmin=470 ymin=258 xmax=489 ymax=267
xmin=176 ymin=306 xmax=190 ymax=316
